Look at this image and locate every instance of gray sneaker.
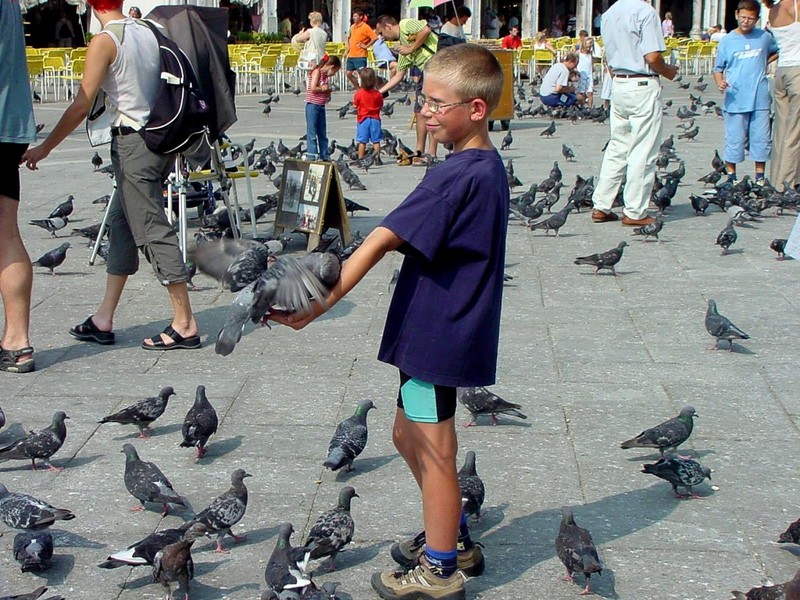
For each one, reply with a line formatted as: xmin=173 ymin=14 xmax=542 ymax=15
xmin=390 ymin=532 xmax=485 ymax=577
xmin=371 ymin=558 xmax=466 ymax=600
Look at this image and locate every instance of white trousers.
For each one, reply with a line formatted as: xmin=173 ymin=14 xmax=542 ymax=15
xmin=592 ymin=77 xmax=663 ymax=219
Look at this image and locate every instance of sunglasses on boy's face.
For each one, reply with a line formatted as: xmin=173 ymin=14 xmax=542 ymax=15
xmin=419 ymin=94 xmax=474 ymax=114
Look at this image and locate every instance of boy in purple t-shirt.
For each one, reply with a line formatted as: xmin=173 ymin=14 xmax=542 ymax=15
xmin=270 ymin=44 xmax=508 ymax=600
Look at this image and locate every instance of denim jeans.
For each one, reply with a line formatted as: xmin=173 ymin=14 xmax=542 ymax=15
xmin=305 ymin=102 xmax=329 ymax=160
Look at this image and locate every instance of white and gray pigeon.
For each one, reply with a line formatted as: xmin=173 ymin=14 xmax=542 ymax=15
xmin=29 ymin=217 xmax=68 ymax=238
xmin=98 ymin=386 xmax=175 ymax=438
xmin=323 ymin=399 xmax=375 ymax=472
xmin=555 ymin=506 xmax=602 ymax=595
xmin=152 ymin=523 xmax=208 ymax=600
xmin=265 ymin=523 xmax=312 ymax=593
xmin=192 ymin=238 xmax=272 ymax=291
xmin=620 ymin=406 xmax=697 ymax=457
xmin=180 ymin=385 xmax=218 ymax=459
xmin=0 ymin=587 xmax=65 ymax=600
xmin=32 ymin=242 xmax=70 ymax=275
xmin=731 ymin=569 xmax=800 ymax=600
xmin=0 ymin=483 xmax=75 ymax=529
xmin=98 ymin=522 xmax=194 ymax=569
xmin=191 ymin=468 xmax=251 ymax=552
xmin=48 ymin=195 xmax=74 ymax=219
xmin=121 ymin=443 xmax=188 ymax=515
xmin=0 ymin=410 xmax=69 ymax=471
xmin=457 ymin=386 xmax=527 ymax=427
xmin=642 ymin=455 xmax=711 ymax=499
xmin=215 ymin=239 xmax=342 ymax=356
xmin=13 ymin=530 xmax=54 ymax=572
xmin=705 ymin=299 xmax=750 ymax=351
xmin=458 ymin=451 xmax=485 ymax=521
xmin=305 ymin=486 xmax=359 ymax=571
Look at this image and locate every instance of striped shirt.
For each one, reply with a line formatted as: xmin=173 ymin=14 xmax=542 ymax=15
xmin=397 ymin=19 xmax=438 ymax=72
xmin=305 ymin=69 xmax=330 ymax=106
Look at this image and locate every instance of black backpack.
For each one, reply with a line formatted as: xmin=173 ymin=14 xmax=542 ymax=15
xmin=141 ymin=20 xmax=210 ymax=154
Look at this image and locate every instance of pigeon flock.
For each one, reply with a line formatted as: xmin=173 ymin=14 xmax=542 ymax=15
xmin=6 ymin=70 xmax=800 ymax=600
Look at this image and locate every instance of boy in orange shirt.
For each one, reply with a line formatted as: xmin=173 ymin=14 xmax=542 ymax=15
xmin=353 ymin=67 xmax=384 ymax=162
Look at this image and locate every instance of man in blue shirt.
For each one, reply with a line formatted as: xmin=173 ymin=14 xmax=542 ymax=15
xmin=713 ymin=0 xmax=779 ymax=183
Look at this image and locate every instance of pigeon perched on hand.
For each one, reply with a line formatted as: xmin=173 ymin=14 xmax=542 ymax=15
xmin=0 ymin=410 xmax=69 ymax=471
xmin=98 ymin=522 xmax=196 ymax=569
xmin=190 ymin=468 xmax=251 ymax=553
xmin=29 ymin=217 xmax=68 ymax=238
xmin=32 ymin=242 xmax=70 ymax=275
xmin=121 ymin=443 xmax=188 ymax=515
xmin=555 ymin=506 xmax=602 ymax=596
xmin=642 ymin=455 xmax=711 ymax=498
xmin=48 ymin=195 xmax=74 ymax=219
xmin=13 ymin=531 xmax=54 ymax=572
xmin=574 ymin=241 xmax=628 ymax=276
xmin=323 ymin=399 xmax=375 ymax=472
xmin=152 ymin=523 xmax=208 ymax=600
xmin=457 ymin=386 xmax=527 ymax=427
xmin=180 ymin=385 xmax=218 ymax=459
xmin=620 ymin=405 xmax=697 ymax=456
xmin=458 ymin=451 xmax=485 ymax=521
xmin=0 ymin=483 xmax=75 ymax=529
xmin=705 ymin=299 xmax=749 ymax=351
xmin=265 ymin=523 xmax=312 ymax=593
xmin=98 ymin=386 xmax=175 ymax=438
xmin=305 ymin=486 xmax=359 ymax=571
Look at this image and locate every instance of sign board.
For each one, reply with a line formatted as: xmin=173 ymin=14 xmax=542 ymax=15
xmin=274 ymin=159 xmax=351 ymax=251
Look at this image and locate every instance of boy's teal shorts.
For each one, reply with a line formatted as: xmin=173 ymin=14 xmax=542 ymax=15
xmin=397 ymin=371 xmax=457 ymax=423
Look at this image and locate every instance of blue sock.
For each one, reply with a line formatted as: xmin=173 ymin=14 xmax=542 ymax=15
xmin=756 ymin=173 xmax=765 ymax=182
xmin=423 ymin=546 xmax=457 ymax=578
xmin=457 ymin=512 xmax=474 ymax=551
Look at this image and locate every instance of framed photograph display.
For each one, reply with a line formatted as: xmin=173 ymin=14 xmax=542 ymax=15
xmin=274 ymin=159 xmax=351 ymax=250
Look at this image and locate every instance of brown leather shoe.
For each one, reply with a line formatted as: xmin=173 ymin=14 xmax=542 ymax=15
xmin=621 ymin=214 xmax=656 ymax=227
xmin=591 ymin=210 xmax=619 ymax=223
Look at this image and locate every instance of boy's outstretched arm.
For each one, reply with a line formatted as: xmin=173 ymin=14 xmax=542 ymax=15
xmin=268 ymin=226 xmax=404 ymax=330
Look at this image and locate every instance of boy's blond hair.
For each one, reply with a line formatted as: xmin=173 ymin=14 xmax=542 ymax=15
xmin=423 ymin=45 xmax=503 ymax=112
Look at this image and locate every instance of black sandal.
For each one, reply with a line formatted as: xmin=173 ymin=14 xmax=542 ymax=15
xmin=69 ymin=316 xmax=115 ymax=345
xmin=141 ymin=325 xmax=201 ymax=351
xmin=0 ymin=346 xmax=36 ymax=373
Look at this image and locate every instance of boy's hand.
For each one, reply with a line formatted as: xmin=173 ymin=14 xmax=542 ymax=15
xmin=21 ymin=145 xmax=50 ymax=171
xmin=264 ymin=301 xmax=327 ymax=331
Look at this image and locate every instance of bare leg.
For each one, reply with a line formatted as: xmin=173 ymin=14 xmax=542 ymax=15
xmin=91 ymin=274 xmax=127 ymax=332
xmin=357 ymin=142 xmax=366 ymax=159
xmin=0 ymin=195 xmax=33 ymax=358
xmin=415 ymin=116 xmax=428 ymax=155
xmin=142 ymin=282 xmax=198 ymax=347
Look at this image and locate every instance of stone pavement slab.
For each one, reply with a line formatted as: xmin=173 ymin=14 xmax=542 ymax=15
xmin=2 ymin=75 xmax=800 ymax=599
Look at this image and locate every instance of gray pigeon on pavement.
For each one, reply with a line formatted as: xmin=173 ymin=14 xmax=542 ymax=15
xmin=779 ymin=518 xmax=800 ymax=544
xmin=98 ymin=386 xmax=175 ymax=438
xmin=0 ymin=588 xmax=64 ymax=600
xmin=98 ymin=522 xmax=194 ymax=569
xmin=574 ymin=241 xmax=628 ymax=276
xmin=121 ymin=443 xmax=187 ymax=515
xmin=529 ymin=201 xmax=574 ymax=236
xmin=0 ymin=483 xmax=75 ymax=529
xmin=705 ymin=299 xmax=750 ymax=351
xmin=29 ymin=217 xmax=68 ymax=238
xmin=0 ymin=410 xmax=69 ymax=471
xmin=180 ymin=385 xmax=218 ymax=458
xmin=13 ymin=531 xmax=54 ymax=572
xmin=323 ymin=399 xmax=375 ymax=472
xmin=555 ymin=506 xmax=602 ymax=595
xmin=305 ymin=486 xmax=359 ymax=571
xmin=191 ymin=468 xmax=251 ymax=552
xmin=48 ymin=195 xmax=74 ymax=219
xmin=32 ymin=243 xmax=70 ymax=275
xmin=457 ymin=386 xmax=527 ymax=427
xmin=458 ymin=451 xmax=485 ymax=521
xmin=152 ymin=523 xmax=208 ymax=600
xmin=265 ymin=523 xmax=312 ymax=593
xmin=731 ymin=569 xmax=800 ymax=600
xmin=631 ymin=217 xmax=664 ymax=242
xmin=716 ymin=218 xmax=738 ymax=254
xmin=620 ymin=406 xmax=697 ymax=457
xmin=642 ymin=455 xmax=711 ymax=498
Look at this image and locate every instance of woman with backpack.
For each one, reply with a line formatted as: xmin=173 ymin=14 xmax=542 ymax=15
xmin=21 ymin=0 xmax=201 ymax=352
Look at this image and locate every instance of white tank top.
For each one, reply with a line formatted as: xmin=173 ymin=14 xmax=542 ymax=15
xmin=98 ymin=18 xmax=161 ymax=127
xmin=771 ymin=1 xmax=800 ymax=67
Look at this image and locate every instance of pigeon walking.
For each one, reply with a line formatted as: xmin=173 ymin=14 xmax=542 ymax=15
xmin=555 ymin=506 xmax=602 ymax=595
xmin=620 ymin=406 xmax=697 ymax=456
xmin=642 ymin=455 xmax=711 ymax=499
xmin=574 ymin=241 xmax=628 ymax=276
xmin=29 ymin=217 xmax=68 ymax=238
xmin=0 ymin=411 xmax=69 ymax=471
xmin=191 ymin=469 xmax=251 ymax=553
xmin=32 ymin=242 xmax=70 ymax=275
xmin=541 ymin=121 xmax=556 ymax=137
xmin=631 ymin=217 xmax=664 ymax=242
xmin=98 ymin=386 xmax=175 ymax=438
xmin=265 ymin=523 xmax=312 ymax=593
xmin=771 ymin=238 xmax=788 ymax=260
xmin=561 ymin=144 xmax=576 ymax=161
xmin=180 ymin=385 xmax=218 ymax=458
xmin=91 ymin=152 xmax=103 ymax=170
xmin=121 ymin=443 xmax=188 ymax=515
xmin=458 ymin=451 xmax=485 ymax=521
xmin=705 ymin=299 xmax=749 ymax=351
xmin=715 ymin=219 xmax=738 ymax=254
xmin=13 ymin=531 xmax=54 ymax=572
xmin=305 ymin=486 xmax=359 ymax=571
xmin=99 ymin=523 xmax=196 ymax=569
xmin=457 ymin=386 xmax=527 ymax=427
xmin=500 ymin=128 xmax=513 ymax=150
xmin=529 ymin=201 xmax=574 ymax=236
xmin=323 ymin=399 xmax=375 ymax=472
xmin=0 ymin=483 xmax=75 ymax=529
xmin=48 ymin=195 xmax=74 ymax=219
xmin=152 ymin=523 xmax=208 ymax=600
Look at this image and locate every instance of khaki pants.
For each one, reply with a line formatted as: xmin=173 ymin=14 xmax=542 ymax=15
xmin=770 ymin=66 xmax=800 ymax=188
xmin=592 ymin=77 xmax=663 ymax=220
